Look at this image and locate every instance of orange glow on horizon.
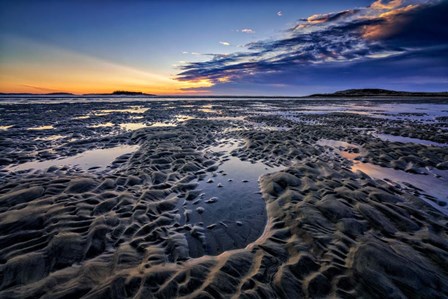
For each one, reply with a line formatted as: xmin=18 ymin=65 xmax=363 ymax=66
xmin=0 ymin=69 xmax=214 ymax=95
xmin=0 ymin=36 xmax=214 ymax=95
xmin=0 ymin=82 xmax=213 ymax=95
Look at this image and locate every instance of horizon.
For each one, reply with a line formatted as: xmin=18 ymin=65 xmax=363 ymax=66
xmin=1 ymin=88 xmax=448 ymax=97
xmin=1 ymin=0 xmax=447 ymax=96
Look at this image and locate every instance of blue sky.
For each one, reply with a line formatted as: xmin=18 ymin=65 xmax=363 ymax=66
xmin=0 ymin=0 xmax=446 ymax=95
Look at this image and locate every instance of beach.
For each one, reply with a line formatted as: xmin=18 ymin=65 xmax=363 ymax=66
xmin=1 ymin=97 xmax=448 ymax=298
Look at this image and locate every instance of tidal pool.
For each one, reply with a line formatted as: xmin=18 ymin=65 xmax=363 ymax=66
xmin=28 ymin=125 xmax=54 ymax=130
xmin=120 ymin=122 xmax=148 ymax=130
xmin=178 ymin=139 xmax=285 ymax=257
xmin=318 ymin=139 xmax=448 ymax=215
xmin=7 ymin=145 xmax=138 ymax=173
xmin=89 ymin=122 xmax=114 ymax=128
xmin=374 ymin=133 xmax=448 ymax=147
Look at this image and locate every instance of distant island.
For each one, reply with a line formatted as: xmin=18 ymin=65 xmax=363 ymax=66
xmin=309 ymin=88 xmax=448 ymax=98
xmin=83 ymin=91 xmax=156 ymax=96
xmin=111 ymin=90 xmax=156 ymax=96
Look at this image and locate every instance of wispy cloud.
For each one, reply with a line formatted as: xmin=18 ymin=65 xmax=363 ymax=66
xmin=219 ymin=41 xmax=231 ymax=46
xmin=239 ymin=28 xmax=255 ymax=34
xmin=277 ymin=11 xmax=283 ymax=17
xmin=182 ymin=51 xmax=202 ymax=55
xmin=177 ymin=0 xmax=448 ymax=93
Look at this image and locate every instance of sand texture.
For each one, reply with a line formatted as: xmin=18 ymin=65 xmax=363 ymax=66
xmin=0 ymin=98 xmax=448 ymax=298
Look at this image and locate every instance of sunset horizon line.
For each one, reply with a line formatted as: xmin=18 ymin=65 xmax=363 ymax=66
xmin=1 ymin=88 xmax=447 ymax=98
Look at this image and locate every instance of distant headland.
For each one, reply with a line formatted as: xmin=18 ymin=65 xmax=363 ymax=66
xmin=309 ymin=89 xmax=448 ymax=98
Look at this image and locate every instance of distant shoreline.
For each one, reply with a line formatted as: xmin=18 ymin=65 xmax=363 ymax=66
xmin=0 ymin=88 xmax=447 ymax=98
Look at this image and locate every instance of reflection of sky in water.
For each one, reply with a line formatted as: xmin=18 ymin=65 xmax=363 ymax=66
xmin=73 ymin=115 xmax=90 ymax=120
xmin=374 ymin=133 xmax=447 ymax=147
xmin=354 ymin=103 xmax=448 ymax=121
xmin=7 ymin=145 xmax=138 ymax=172
xmin=206 ymin=116 xmax=245 ymax=121
xmin=97 ymin=106 xmax=149 ymax=114
xmin=34 ymin=135 xmax=65 ymax=141
xmin=178 ymin=139 xmax=285 ymax=257
xmin=120 ymin=123 xmax=148 ymax=131
xmin=28 ymin=125 xmax=54 ymax=130
xmin=318 ymin=138 xmax=448 ymax=215
xmin=259 ymin=102 xmax=448 ymax=123
xmin=199 ymin=104 xmax=221 ymax=114
xmin=351 ymin=161 xmax=448 ymax=215
xmin=149 ymin=122 xmax=176 ymax=127
xmin=89 ymin=122 xmax=114 ymax=128
xmin=175 ymin=114 xmax=195 ymax=122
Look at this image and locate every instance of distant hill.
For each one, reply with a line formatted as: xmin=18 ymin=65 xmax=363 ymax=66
xmin=112 ymin=90 xmax=155 ymax=96
xmin=84 ymin=91 xmax=156 ymax=96
xmin=309 ymin=89 xmax=448 ymax=97
xmin=45 ymin=92 xmax=74 ymax=96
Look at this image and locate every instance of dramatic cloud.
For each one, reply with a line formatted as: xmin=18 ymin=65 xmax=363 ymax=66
xmin=370 ymin=0 xmax=403 ymax=10
xmin=300 ymin=10 xmax=360 ymax=25
xmin=177 ymin=0 xmax=448 ymax=94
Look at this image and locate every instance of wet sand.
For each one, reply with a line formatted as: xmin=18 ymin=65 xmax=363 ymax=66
xmin=0 ymin=97 xmax=447 ymax=298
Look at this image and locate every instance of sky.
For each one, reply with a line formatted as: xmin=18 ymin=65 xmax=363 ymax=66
xmin=0 ymin=0 xmax=447 ymax=95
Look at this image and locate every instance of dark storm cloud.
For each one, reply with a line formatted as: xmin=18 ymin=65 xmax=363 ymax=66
xmin=176 ymin=0 xmax=448 ymax=92
xmin=372 ymin=1 xmax=448 ymax=47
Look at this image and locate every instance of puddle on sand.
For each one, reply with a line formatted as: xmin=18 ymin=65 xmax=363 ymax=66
xmin=350 ymin=160 xmax=448 ymax=214
xmin=149 ymin=122 xmax=177 ymax=127
xmin=252 ymin=122 xmax=290 ymax=131
xmin=206 ymin=116 xmax=246 ymax=121
xmin=73 ymin=115 xmax=90 ymax=120
xmin=178 ymin=138 xmax=285 ymax=257
xmin=199 ymin=104 xmax=221 ymax=114
xmin=74 ymin=107 xmax=149 ymax=120
xmin=175 ymin=115 xmax=195 ymax=122
xmin=318 ymin=139 xmax=448 ymax=215
xmin=28 ymin=125 xmax=54 ymax=130
xmin=120 ymin=123 xmax=148 ymax=131
xmin=374 ymin=133 xmax=448 ymax=147
xmin=97 ymin=106 xmax=149 ymax=114
xmin=7 ymin=145 xmax=138 ymax=173
xmin=89 ymin=122 xmax=114 ymax=128
xmin=317 ymin=139 xmax=354 ymax=148
xmin=34 ymin=135 xmax=65 ymax=141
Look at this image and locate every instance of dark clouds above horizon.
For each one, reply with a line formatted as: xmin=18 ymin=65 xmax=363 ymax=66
xmin=177 ymin=0 xmax=448 ymax=95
